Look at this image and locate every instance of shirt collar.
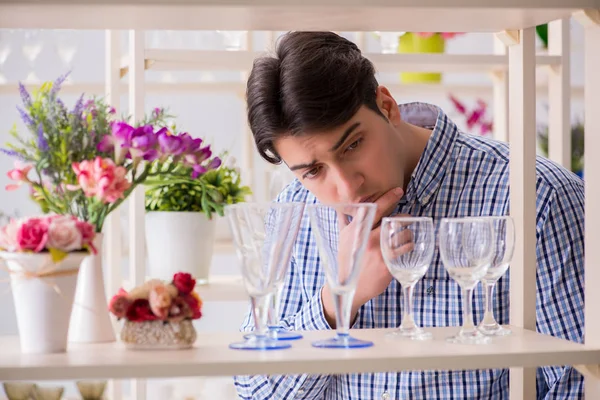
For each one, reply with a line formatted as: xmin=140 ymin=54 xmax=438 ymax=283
xmin=398 ymin=102 xmax=460 ymax=208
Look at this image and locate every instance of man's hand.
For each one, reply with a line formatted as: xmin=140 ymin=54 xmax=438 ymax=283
xmin=321 ymin=187 xmax=407 ymax=329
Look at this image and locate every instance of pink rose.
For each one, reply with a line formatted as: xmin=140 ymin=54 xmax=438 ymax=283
xmin=0 ymin=219 xmax=22 ymax=252
xmin=47 ymin=215 xmax=83 ymax=252
xmin=16 ymin=217 xmax=49 ymax=252
xmin=108 ymin=288 xmax=131 ymax=319
xmin=75 ymin=219 xmax=97 ymax=253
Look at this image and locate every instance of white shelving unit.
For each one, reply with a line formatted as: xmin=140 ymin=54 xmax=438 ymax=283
xmin=0 ymin=1 xmax=598 ymax=400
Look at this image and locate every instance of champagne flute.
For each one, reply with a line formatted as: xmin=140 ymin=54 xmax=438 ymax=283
xmin=381 ymin=217 xmax=434 ymax=340
xmin=438 ymin=217 xmax=495 ymax=345
xmin=307 ymin=203 xmax=377 ymax=349
xmin=478 ymin=216 xmax=515 ymax=336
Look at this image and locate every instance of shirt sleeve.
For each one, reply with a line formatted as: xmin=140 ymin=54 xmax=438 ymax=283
xmin=232 ymin=255 xmax=333 ymax=400
xmin=535 ymin=179 xmax=585 ymax=398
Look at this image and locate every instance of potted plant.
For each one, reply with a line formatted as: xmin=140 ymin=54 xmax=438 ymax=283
xmin=108 ymin=272 xmax=203 ymax=349
xmin=144 ymin=149 xmax=251 ymax=284
xmin=0 ymin=215 xmax=96 ymax=353
xmin=0 ymin=73 xmax=190 ymax=344
xmin=397 ymin=32 xmax=464 ymax=83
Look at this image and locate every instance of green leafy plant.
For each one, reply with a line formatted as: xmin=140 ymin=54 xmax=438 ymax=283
xmin=144 ymin=152 xmax=252 ymax=219
xmin=537 ymin=120 xmax=584 ymax=173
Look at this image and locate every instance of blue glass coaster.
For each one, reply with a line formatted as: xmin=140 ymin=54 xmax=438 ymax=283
xmin=229 ymin=336 xmax=292 ymax=351
xmin=244 ymin=326 xmax=303 ymax=341
xmin=312 ymin=333 xmax=374 ymax=349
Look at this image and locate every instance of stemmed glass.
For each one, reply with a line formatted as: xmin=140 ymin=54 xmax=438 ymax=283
xmin=438 ymin=217 xmax=495 ymax=345
xmin=225 ymin=202 xmax=304 ymax=350
xmin=478 ymin=216 xmax=515 ymax=336
xmin=381 ymin=217 xmax=435 ymax=340
xmin=307 ymin=203 xmax=377 ymax=349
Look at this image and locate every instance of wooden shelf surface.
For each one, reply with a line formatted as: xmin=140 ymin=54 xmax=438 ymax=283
xmin=1 ymin=327 xmax=599 ymax=381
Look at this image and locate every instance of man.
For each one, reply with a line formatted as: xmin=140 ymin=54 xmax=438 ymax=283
xmin=234 ymin=31 xmax=585 ymax=399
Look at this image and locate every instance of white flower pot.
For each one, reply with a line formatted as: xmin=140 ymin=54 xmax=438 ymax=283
xmin=145 ymin=212 xmax=216 ymax=284
xmin=68 ymin=234 xmax=117 ymax=344
xmin=1 ymin=251 xmax=87 ymax=354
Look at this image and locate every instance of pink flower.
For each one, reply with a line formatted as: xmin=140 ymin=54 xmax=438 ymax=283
xmin=46 ymin=215 xmax=83 ymax=252
xmin=75 ymin=219 xmax=97 ymax=253
xmin=149 ymin=284 xmax=172 ymax=320
xmin=6 ymin=161 xmax=33 ymax=191
xmin=16 ymin=217 xmax=49 ymax=252
xmin=0 ymin=219 xmax=22 ymax=252
xmin=71 ymin=157 xmax=131 ymax=204
xmin=108 ymin=288 xmax=131 ymax=319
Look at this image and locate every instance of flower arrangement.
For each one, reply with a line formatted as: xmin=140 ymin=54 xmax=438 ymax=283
xmin=144 ymin=152 xmax=252 ymax=218
xmin=0 ymin=215 xmax=96 ymax=262
xmin=2 ymin=73 xmax=223 ymax=233
xmin=448 ymin=94 xmax=494 ymax=136
xmin=108 ymin=272 xmax=202 ymax=323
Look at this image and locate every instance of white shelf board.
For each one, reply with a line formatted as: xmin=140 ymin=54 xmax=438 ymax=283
xmin=1 ymin=327 xmax=599 ymax=381
xmin=142 ymin=50 xmax=562 ymax=74
xmin=0 ymin=1 xmax=595 ymax=31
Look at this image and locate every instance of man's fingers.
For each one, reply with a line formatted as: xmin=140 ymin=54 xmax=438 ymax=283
xmin=373 ymin=188 xmax=404 ymax=225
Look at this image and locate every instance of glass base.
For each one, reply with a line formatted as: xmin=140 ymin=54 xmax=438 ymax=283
xmin=446 ymin=329 xmax=491 ymax=345
xmin=243 ymin=327 xmax=303 ymax=341
xmin=229 ymin=336 xmax=292 ymax=351
xmin=478 ymin=323 xmax=512 ymax=337
xmin=312 ymin=334 xmax=373 ymax=349
xmin=386 ymin=327 xmax=432 ymax=341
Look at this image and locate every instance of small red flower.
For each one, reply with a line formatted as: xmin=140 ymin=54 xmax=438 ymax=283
xmin=172 ymin=272 xmax=196 ymax=295
xmin=126 ymin=299 xmax=158 ymax=322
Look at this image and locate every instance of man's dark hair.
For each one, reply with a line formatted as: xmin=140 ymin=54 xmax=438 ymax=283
xmin=246 ymin=31 xmax=382 ymax=164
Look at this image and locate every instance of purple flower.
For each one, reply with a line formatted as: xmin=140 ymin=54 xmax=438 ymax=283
xmin=127 ymin=125 xmax=158 ymax=162
xmin=50 ymin=71 xmax=71 ymax=97
xmin=18 ymin=82 xmax=31 ymax=107
xmin=207 ymin=157 xmax=222 ymax=170
xmin=97 ymin=121 xmax=134 ymax=164
xmin=16 ymin=106 xmax=34 ymax=127
xmin=37 ymin=124 xmax=49 ymax=152
xmin=157 ymin=128 xmax=185 ymax=157
xmin=191 ymin=164 xmax=207 ymax=179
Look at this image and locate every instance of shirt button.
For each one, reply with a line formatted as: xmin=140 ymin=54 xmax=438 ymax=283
xmin=297 ymin=388 xmax=305 ymax=395
xmin=382 ymin=391 xmax=390 ymax=400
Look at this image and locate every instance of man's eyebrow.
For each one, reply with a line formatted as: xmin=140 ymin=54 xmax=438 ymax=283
xmin=289 ymin=160 xmax=317 ymax=172
xmin=329 ymin=122 xmax=361 ymax=152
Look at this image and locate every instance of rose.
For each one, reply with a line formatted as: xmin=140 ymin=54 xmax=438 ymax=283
xmin=126 ymin=299 xmax=158 ymax=322
xmin=0 ymin=219 xmax=21 ymax=252
xmin=148 ymin=284 xmax=172 ymax=320
xmin=172 ymin=272 xmax=196 ymax=295
xmin=108 ymin=289 xmax=130 ymax=319
xmin=46 ymin=215 xmax=83 ymax=252
xmin=167 ymin=297 xmax=190 ymax=323
xmin=75 ymin=219 xmax=96 ymax=253
xmin=183 ymin=293 xmax=202 ymax=320
xmin=16 ymin=217 xmax=49 ymax=252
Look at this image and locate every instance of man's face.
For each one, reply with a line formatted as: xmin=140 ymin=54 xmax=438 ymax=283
xmin=274 ymin=88 xmax=406 ymax=204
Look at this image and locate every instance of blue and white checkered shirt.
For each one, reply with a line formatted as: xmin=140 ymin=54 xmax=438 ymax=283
xmin=233 ymin=103 xmax=585 ymax=399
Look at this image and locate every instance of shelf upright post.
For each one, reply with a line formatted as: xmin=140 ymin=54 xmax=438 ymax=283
xmin=104 ymin=29 xmax=124 ymax=400
xmin=492 ymin=36 xmax=509 ymax=143
xmin=497 ymin=27 xmax=538 ymax=400
xmin=574 ymin=8 xmax=600 ymax=397
xmin=129 ymin=29 xmax=148 ymax=400
xmin=548 ymin=18 xmax=571 ymax=169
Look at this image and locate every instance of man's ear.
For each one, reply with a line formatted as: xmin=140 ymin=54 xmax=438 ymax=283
xmin=376 ymin=85 xmax=401 ymax=126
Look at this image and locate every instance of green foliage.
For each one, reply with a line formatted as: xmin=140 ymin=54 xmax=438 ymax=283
xmin=537 ymin=121 xmax=584 ymax=173
xmin=144 ymin=153 xmax=252 ymax=219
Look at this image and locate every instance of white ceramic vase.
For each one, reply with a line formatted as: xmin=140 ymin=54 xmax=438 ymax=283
xmin=68 ymin=233 xmax=116 ymax=343
xmin=1 ymin=251 xmax=87 ymax=354
xmin=145 ymin=212 xmax=216 ymax=284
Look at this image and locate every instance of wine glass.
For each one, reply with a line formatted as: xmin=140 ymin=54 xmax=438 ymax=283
xmin=240 ymin=201 xmax=305 ymax=341
xmin=225 ymin=202 xmax=304 ymax=350
xmin=307 ymin=203 xmax=377 ymax=349
xmin=478 ymin=216 xmax=515 ymax=336
xmin=438 ymin=217 xmax=495 ymax=345
xmin=381 ymin=217 xmax=434 ymax=340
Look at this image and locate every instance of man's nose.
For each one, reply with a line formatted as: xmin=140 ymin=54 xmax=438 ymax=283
xmin=334 ymin=167 xmax=364 ymax=202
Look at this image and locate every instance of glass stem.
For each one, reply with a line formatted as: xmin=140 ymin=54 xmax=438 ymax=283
xmin=482 ymin=280 xmax=498 ymax=327
xmin=460 ymin=287 xmax=476 ymax=335
xmin=333 ymin=291 xmax=354 ymax=338
xmin=251 ymin=293 xmax=272 ymax=340
xmin=267 ymin=283 xmax=284 ymax=330
xmin=400 ymin=283 xmax=417 ymax=331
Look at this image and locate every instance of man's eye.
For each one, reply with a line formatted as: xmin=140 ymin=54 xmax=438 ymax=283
xmin=303 ymin=167 xmax=321 ymax=179
xmin=346 ymin=139 xmax=362 ymax=152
